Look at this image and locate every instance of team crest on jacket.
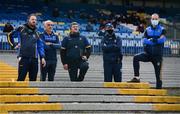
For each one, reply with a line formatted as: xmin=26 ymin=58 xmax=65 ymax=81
xmin=75 ymin=45 xmax=78 ymax=48
xmin=33 ymin=34 xmax=36 ymax=38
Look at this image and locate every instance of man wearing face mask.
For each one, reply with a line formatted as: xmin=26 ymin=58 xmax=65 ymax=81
xmin=128 ymin=13 xmax=166 ymax=89
xmin=60 ymin=22 xmax=91 ymax=81
xmin=40 ymin=20 xmax=61 ymax=81
xmin=101 ymin=23 xmax=123 ymax=82
xmin=8 ymin=14 xmax=46 ymax=81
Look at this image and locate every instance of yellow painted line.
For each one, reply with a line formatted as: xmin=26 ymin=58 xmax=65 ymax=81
xmin=0 ymin=69 xmax=17 ymax=71
xmin=0 ymin=88 xmax=39 ymax=95
xmin=0 ymin=64 xmax=13 ymax=66
xmin=0 ymin=78 xmax=16 ymax=81
xmin=0 ymin=103 xmax=62 ymax=112
xmin=0 ymin=65 xmax=15 ymax=67
xmin=0 ymin=75 xmax=18 ymax=78
xmin=104 ymin=82 xmax=150 ymax=89
xmin=0 ymin=74 xmax=18 ymax=76
xmin=0 ymin=111 xmax=8 ymax=114
xmin=0 ymin=72 xmax=18 ymax=75
xmin=118 ymin=89 xmax=167 ymax=96
xmin=0 ymin=82 xmax=29 ymax=87
xmin=0 ymin=78 xmax=30 ymax=82
xmin=153 ymin=104 xmax=180 ymax=111
xmin=0 ymin=71 xmax=17 ymax=73
xmin=0 ymin=64 xmax=16 ymax=67
xmin=0 ymin=68 xmax=17 ymax=70
xmin=0 ymin=62 xmax=17 ymax=71
xmin=0 ymin=95 xmax=49 ymax=103
xmin=134 ymin=96 xmax=180 ymax=103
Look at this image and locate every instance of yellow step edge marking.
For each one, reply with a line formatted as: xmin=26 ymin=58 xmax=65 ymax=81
xmin=0 ymin=111 xmax=8 ymax=114
xmin=0 ymin=75 xmax=18 ymax=78
xmin=0 ymin=66 xmax=15 ymax=68
xmin=0 ymin=69 xmax=17 ymax=72
xmin=153 ymin=104 xmax=180 ymax=111
xmin=0 ymin=78 xmax=30 ymax=82
xmin=0 ymin=95 xmax=49 ymax=103
xmin=0 ymin=66 xmax=16 ymax=68
xmin=0 ymin=103 xmax=62 ymax=112
xmin=104 ymin=82 xmax=150 ymax=89
xmin=0 ymin=88 xmax=39 ymax=95
xmin=134 ymin=96 xmax=180 ymax=103
xmin=0 ymin=74 xmax=17 ymax=76
xmin=0 ymin=72 xmax=17 ymax=74
xmin=0 ymin=78 xmax=16 ymax=81
xmin=0 ymin=82 xmax=29 ymax=87
xmin=118 ymin=89 xmax=167 ymax=95
xmin=0 ymin=61 xmax=17 ymax=70
xmin=0 ymin=68 xmax=17 ymax=71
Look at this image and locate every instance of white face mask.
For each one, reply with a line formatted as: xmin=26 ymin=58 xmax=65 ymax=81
xmin=151 ymin=19 xmax=159 ymax=26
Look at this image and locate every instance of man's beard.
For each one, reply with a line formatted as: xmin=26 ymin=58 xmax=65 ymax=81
xmin=29 ymin=22 xmax=36 ymax=28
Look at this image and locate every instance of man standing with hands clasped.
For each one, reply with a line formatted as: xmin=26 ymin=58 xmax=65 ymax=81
xmin=101 ymin=23 xmax=123 ymax=82
xmin=60 ymin=22 xmax=91 ymax=81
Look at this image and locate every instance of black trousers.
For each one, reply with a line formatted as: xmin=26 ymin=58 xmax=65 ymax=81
xmin=103 ymin=62 xmax=122 ymax=82
xmin=17 ymin=57 xmax=38 ymax=81
xmin=40 ymin=61 xmax=57 ymax=81
xmin=68 ymin=60 xmax=89 ymax=81
xmin=133 ymin=52 xmax=163 ymax=89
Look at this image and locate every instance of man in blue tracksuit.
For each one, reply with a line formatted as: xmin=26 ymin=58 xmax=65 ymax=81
xmin=101 ymin=23 xmax=123 ymax=82
xmin=40 ymin=20 xmax=61 ymax=81
xmin=60 ymin=22 xmax=91 ymax=81
xmin=8 ymin=14 xmax=46 ymax=81
xmin=128 ymin=13 xmax=166 ymax=89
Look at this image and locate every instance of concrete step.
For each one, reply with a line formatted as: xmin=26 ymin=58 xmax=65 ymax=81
xmin=8 ymin=111 xmax=180 ymax=114
xmin=0 ymin=81 xmax=179 ymax=89
xmin=0 ymin=82 xmax=150 ymax=89
xmin=0 ymin=88 xmax=167 ymax=95
xmin=1 ymin=95 xmax=180 ymax=103
xmin=1 ymin=103 xmax=180 ymax=112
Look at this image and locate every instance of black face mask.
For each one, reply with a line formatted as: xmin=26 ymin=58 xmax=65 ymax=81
xmin=107 ymin=29 xmax=113 ymax=34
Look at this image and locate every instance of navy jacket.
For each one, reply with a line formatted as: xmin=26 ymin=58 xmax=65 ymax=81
xmin=8 ymin=24 xmax=45 ymax=58
xmin=40 ymin=31 xmax=60 ymax=61
xmin=101 ymin=32 xmax=122 ymax=63
xmin=60 ymin=33 xmax=91 ymax=64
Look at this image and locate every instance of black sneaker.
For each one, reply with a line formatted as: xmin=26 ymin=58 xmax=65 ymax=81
xmin=127 ymin=77 xmax=140 ymax=83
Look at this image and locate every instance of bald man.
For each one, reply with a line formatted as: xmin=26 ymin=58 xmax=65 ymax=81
xmin=40 ymin=20 xmax=61 ymax=81
xmin=128 ymin=13 xmax=166 ymax=89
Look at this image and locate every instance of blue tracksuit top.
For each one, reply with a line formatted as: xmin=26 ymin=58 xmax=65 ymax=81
xmin=143 ymin=24 xmax=166 ymax=56
xmin=40 ymin=31 xmax=61 ymax=61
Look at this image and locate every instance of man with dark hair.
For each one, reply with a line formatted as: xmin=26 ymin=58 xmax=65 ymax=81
xmin=60 ymin=22 xmax=91 ymax=81
xmin=40 ymin=20 xmax=60 ymax=81
xmin=101 ymin=23 xmax=123 ymax=82
xmin=8 ymin=14 xmax=46 ymax=81
xmin=128 ymin=13 xmax=166 ymax=89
